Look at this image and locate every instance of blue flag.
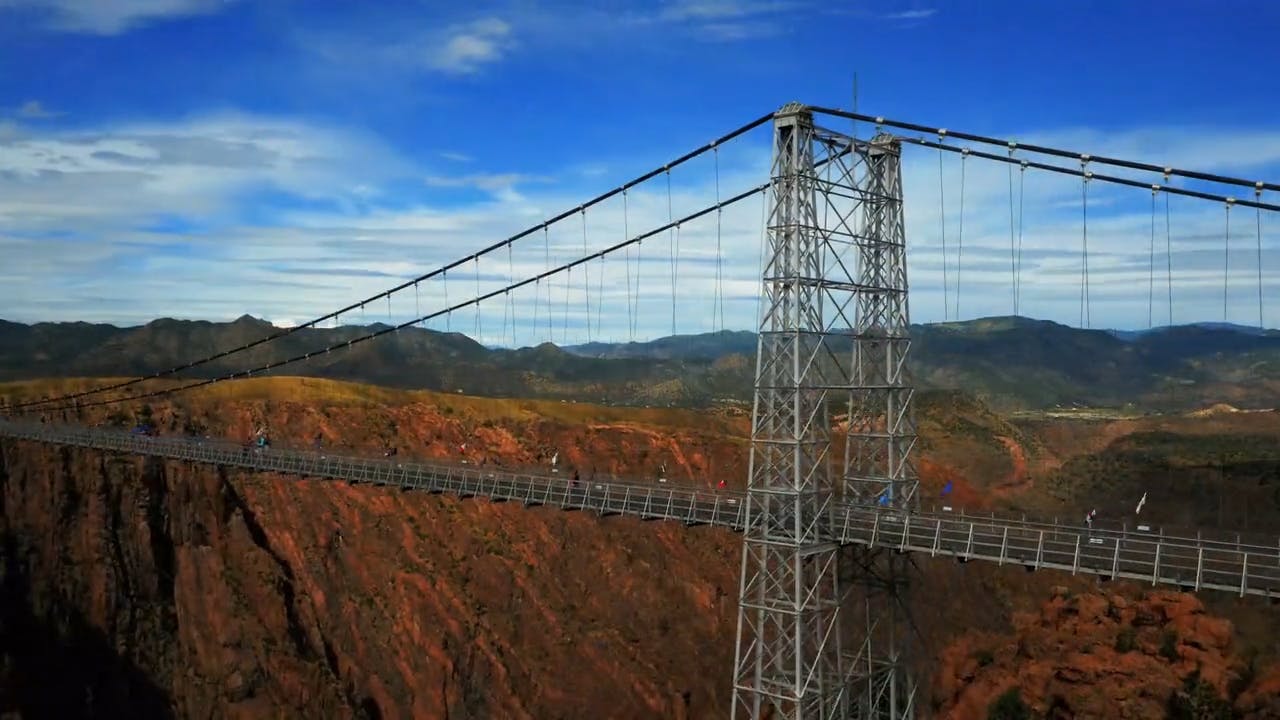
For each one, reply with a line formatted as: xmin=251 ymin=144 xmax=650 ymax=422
xmin=942 ymin=480 xmax=953 ymax=496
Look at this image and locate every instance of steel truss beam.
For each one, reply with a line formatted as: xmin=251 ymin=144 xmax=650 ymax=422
xmin=732 ymin=104 xmax=918 ymax=720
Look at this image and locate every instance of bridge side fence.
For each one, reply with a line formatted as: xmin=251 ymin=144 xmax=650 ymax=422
xmin=2 ymin=418 xmax=1278 ymax=599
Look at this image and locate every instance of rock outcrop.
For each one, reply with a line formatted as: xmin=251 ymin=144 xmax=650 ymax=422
xmin=931 ymin=586 xmax=1276 ymax=719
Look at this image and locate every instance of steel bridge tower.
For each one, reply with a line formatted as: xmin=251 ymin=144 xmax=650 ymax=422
xmin=732 ymin=103 xmax=917 ymax=719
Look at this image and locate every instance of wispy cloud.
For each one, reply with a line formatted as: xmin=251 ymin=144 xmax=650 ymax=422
xmin=419 ymin=17 xmax=514 ymax=75
xmin=298 ymin=15 xmax=517 ymax=79
xmin=15 ymin=100 xmax=61 ymax=119
xmin=643 ymin=0 xmax=799 ymax=40
xmin=0 ymin=0 xmax=241 ymax=35
xmin=424 ymin=172 xmax=550 ymax=192
xmin=656 ymin=0 xmax=799 ymax=22
xmin=696 ymin=21 xmax=777 ymax=41
xmin=883 ymin=9 xmax=937 ymax=20
xmin=439 ymin=151 xmax=473 ymax=163
xmin=424 ymin=171 xmax=552 ymax=203
xmin=3 ymin=109 xmax=1280 ymax=338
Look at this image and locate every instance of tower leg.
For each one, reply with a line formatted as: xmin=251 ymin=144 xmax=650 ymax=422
xmin=842 ymin=133 xmax=919 ymax=719
xmin=731 ymin=103 xmax=845 ymax=720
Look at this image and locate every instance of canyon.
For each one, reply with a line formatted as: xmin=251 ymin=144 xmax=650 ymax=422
xmin=1 ymin=377 xmax=1278 ymax=718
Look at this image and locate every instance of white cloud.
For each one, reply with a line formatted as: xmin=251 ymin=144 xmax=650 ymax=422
xmin=0 ymin=0 xmax=239 ymax=35
xmin=656 ymin=0 xmax=799 ymax=22
xmin=297 ymin=15 xmax=517 ymax=79
xmin=3 ymin=112 xmax=1280 ymax=343
xmin=883 ymin=9 xmax=936 ymax=21
xmin=0 ymin=113 xmax=410 ymax=235
xmin=439 ymin=151 xmax=473 ymax=163
xmin=633 ymin=0 xmax=798 ymax=40
xmin=419 ymin=17 xmax=513 ymax=75
xmin=423 ymin=171 xmax=552 ymax=204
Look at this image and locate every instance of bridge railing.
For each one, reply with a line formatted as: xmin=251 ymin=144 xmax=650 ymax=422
xmin=0 ymin=418 xmax=751 ymax=530
xmin=4 ymin=418 xmax=1279 ymax=598
xmin=835 ymin=506 xmax=1280 ymax=598
xmin=921 ymin=502 xmax=1280 ymax=559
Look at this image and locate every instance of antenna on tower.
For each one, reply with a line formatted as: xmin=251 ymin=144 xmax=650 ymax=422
xmin=852 ymin=71 xmax=860 ymax=139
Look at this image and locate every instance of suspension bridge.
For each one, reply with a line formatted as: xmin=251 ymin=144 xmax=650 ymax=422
xmin=2 ymin=102 xmax=1279 ymax=719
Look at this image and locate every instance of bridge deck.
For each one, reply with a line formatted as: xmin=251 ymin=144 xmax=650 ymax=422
xmin=3 ymin=419 xmax=1279 ymax=600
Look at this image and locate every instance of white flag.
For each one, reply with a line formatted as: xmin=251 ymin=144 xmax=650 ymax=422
xmin=1135 ymin=492 xmax=1147 ymax=515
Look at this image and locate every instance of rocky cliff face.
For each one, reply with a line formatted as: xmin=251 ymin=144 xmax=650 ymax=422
xmin=932 ymin=587 xmax=1280 ymax=719
xmin=0 ymin=379 xmax=1277 ymax=718
xmin=0 ymin=437 xmax=746 ymax=719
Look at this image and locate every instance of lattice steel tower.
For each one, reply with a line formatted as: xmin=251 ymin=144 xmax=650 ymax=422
xmin=732 ymin=103 xmax=917 ymax=719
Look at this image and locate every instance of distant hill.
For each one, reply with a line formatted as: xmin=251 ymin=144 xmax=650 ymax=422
xmin=1105 ymin=321 xmax=1275 ymax=342
xmin=565 ymin=330 xmax=758 ymax=361
xmin=4 ymin=314 xmax=1280 ymax=411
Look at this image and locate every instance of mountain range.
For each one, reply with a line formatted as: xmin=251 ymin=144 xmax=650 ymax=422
xmin=3 ymin=314 xmax=1280 ymax=411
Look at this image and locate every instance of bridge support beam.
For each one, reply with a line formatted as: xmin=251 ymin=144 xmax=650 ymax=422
xmin=732 ymin=104 xmax=917 ymax=719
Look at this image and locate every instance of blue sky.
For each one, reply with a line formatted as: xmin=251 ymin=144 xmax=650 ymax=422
xmin=2 ymin=0 xmax=1279 ymax=341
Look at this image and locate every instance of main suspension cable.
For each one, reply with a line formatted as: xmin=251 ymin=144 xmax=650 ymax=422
xmin=903 ymin=136 xmax=1280 ymax=212
xmin=18 ymin=182 xmax=773 ymax=416
xmin=10 ymin=113 xmax=774 ymax=412
xmin=811 ymin=106 xmax=1280 ymax=194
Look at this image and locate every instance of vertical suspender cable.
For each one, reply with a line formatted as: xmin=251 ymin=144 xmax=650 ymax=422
xmin=1080 ymin=160 xmax=1092 ymax=329
xmin=581 ymin=209 xmax=591 ymax=343
xmin=532 ymin=231 xmax=542 ymax=342
xmin=938 ymin=137 xmax=949 ymax=322
xmin=1149 ymin=188 xmax=1157 ymax=329
xmin=474 ymin=256 xmax=482 ymax=342
xmin=956 ymin=150 xmax=967 ymax=319
xmin=1165 ymin=189 xmax=1173 ymax=327
xmin=1016 ymin=161 xmax=1026 ymax=318
xmin=715 ymin=147 xmax=725 ymax=333
xmin=1007 ymin=143 xmax=1018 ymax=316
xmin=666 ymin=168 xmax=677 ymax=337
xmin=623 ymin=190 xmax=635 ymax=342
xmin=442 ymin=274 xmax=449 ymax=332
xmin=1224 ymin=200 xmax=1233 ymax=323
xmin=596 ymin=236 xmax=606 ymax=341
xmin=754 ymin=184 xmax=769 ymax=333
xmin=544 ymin=224 xmax=553 ymax=340
xmin=1257 ymin=186 xmax=1266 ymax=330
xmin=507 ymin=241 xmax=515 ymax=346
